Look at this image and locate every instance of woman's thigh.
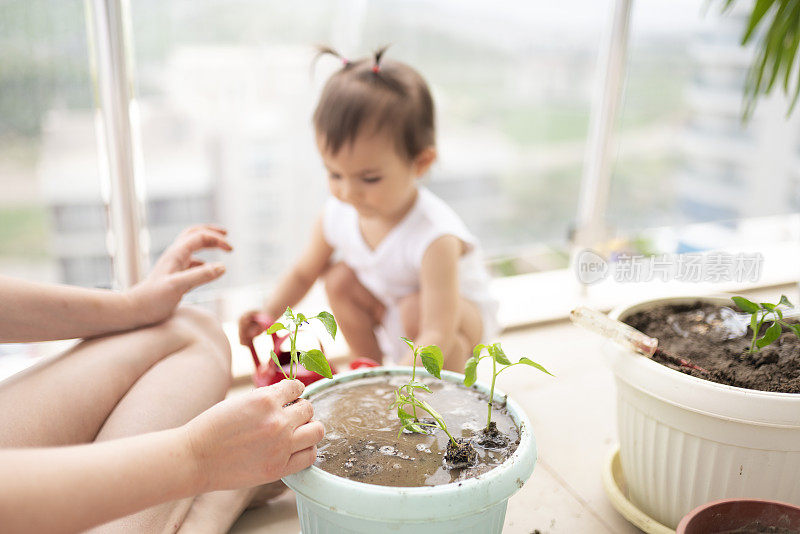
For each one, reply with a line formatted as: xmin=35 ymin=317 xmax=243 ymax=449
xmin=0 ymin=307 xmax=230 ymax=447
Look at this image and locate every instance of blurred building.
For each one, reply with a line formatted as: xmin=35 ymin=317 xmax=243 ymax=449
xmin=680 ymin=5 xmax=800 ymax=244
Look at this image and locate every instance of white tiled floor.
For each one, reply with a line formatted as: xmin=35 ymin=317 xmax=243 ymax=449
xmin=228 ymin=285 xmax=798 ymax=533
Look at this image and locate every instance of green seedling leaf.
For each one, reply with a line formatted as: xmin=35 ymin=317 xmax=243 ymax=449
xmin=420 ymin=345 xmax=444 ymax=379
xmin=266 ymin=322 xmax=285 ymax=335
xmin=296 ymin=312 xmax=307 ymax=324
xmin=472 ymin=344 xmax=486 ymax=359
xmin=299 ymin=349 xmax=333 ymax=379
xmin=750 ymin=312 xmax=759 ymax=333
xmin=282 ymin=307 xmax=295 ymax=321
xmin=464 ymin=356 xmax=479 ymax=387
xmin=761 ymin=302 xmax=776 ymax=311
xmin=269 ymin=349 xmax=282 ymax=367
xmin=416 ymin=398 xmax=443 ymax=421
xmin=397 ymin=407 xmax=415 ymax=421
xmin=756 ymin=321 xmax=783 ymax=349
xmin=400 ymin=337 xmax=415 ymax=351
xmin=315 ymin=311 xmax=337 ymax=340
xmin=489 ymin=343 xmax=512 ymax=365
xmin=407 ymin=381 xmax=432 ymax=394
xmin=401 ymin=421 xmax=425 ymax=434
xmin=732 ymin=296 xmax=760 ymax=314
xmin=519 ymin=357 xmax=555 ymax=376
xmin=780 ymin=295 xmax=793 ymax=307
xmin=787 ymin=323 xmax=800 ymax=337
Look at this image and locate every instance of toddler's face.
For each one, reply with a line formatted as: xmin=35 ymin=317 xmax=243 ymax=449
xmin=317 ymin=130 xmax=433 ymax=221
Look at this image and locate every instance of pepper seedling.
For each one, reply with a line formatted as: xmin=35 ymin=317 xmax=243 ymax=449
xmin=465 ymin=342 xmax=553 ymax=433
xmin=390 ymin=337 xmax=446 ymax=435
xmin=732 ymin=295 xmax=800 ymax=354
xmin=389 ymin=338 xmax=476 ymax=467
xmin=266 ymin=307 xmax=337 ymax=380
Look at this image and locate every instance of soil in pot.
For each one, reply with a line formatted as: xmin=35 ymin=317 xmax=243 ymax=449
xmin=624 ymin=302 xmax=800 ymax=393
xmin=311 ymin=375 xmax=519 ymax=487
xmin=718 ymin=525 xmax=799 ymax=533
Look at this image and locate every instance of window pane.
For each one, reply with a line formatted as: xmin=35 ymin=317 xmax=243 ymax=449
xmin=129 ymin=0 xmax=609 ymax=296
xmin=0 ymin=1 xmax=110 ymax=288
xmin=608 ymin=0 xmax=800 ymax=255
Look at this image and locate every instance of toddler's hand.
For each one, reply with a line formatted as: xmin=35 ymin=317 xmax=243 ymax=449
xmin=128 ymin=224 xmax=233 ymax=325
xmin=183 ymin=379 xmax=323 ymax=492
xmin=239 ymin=309 xmax=268 ymax=347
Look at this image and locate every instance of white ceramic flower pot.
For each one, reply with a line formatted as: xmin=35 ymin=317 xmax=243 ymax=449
xmin=604 ymin=296 xmax=800 ymax=530
xmin=282 ymin=367 xmax=537 ymax=534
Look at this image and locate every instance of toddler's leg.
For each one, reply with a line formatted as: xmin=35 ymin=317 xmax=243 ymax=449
xmin=398 ymin=294 xmax=483 ymax=371
xmin=324 ymin=261 xmax=385 ymax=360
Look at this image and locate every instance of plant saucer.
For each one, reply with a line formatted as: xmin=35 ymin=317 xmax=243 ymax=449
xmin=602 ymin=446 xmax=674 ymax=534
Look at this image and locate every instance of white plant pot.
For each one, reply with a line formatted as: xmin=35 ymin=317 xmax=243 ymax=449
xmin=282 ymin=367 xmax=537 ymax=534
xmin=604 ymin=296 xmax=800 ymax=529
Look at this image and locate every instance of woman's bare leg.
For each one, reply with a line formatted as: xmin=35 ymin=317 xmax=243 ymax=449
xmin=323 ymin=262 xmax=385 ymax=360
xmin=84 ymin=308 xmax=233 ymax=533
xmin=0 ymin=306 xmax=236 ymax=533
xmin=397 ymin=293 xmax=483 ymax=371
xmin=0 ymin=307 xmax=229 ymax=448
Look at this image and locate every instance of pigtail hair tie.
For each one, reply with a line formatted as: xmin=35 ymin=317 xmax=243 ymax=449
xmin=372 ymin=45 xmax=389 ymax=74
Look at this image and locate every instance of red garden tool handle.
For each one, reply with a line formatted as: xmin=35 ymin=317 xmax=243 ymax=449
xmin=248 ymin=312 xmax=338 ymax=387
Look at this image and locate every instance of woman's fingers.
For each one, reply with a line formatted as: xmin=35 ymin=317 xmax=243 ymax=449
xmin=292 ymin=420 xmax=325 ymax=451
xmin=181 ymin=223 xmax=228 ymax=237
xmin=169 ymin=262 xmax=226 ymax=294
xmin=265 ymin=379 xmax=305 ymax=407
xmin=284 ymin=399 xmax=315 ymax=426
xmin=181 ymin=230 xmax=233 ymax=255
xmin=284 ymin=446 xmax=318 ymax=475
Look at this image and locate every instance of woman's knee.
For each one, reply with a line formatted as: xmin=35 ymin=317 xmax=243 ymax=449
xmin=169 ymin=306 xmax=232 ymax=373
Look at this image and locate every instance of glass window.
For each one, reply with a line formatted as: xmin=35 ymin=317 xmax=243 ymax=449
xmin=607 ymin=0 xmax=800 ymax=256
xmin=129 ymin=0 xmax=610 ymax=299
xmin=0 ymin=1 xmax=109 ymax=288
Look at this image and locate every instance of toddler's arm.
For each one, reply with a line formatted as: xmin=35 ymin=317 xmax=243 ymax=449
xmin=415 ymin=235 xmax=467 ymax=367
xmin=240 ymin=217 xmax=332 ymax=345
xmin=0 ymin=225 xmax=232 ymax=343
xmin=0 ymin=380 xmax=321 ymax=533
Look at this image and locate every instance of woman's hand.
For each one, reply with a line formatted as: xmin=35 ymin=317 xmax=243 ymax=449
xmin=127 ymin=225 xmax=233 ymax=326
xmin=183 ymin=380 xmax=324 ymax=492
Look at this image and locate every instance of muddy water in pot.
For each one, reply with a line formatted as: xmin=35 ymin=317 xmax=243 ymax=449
xmin=311 ymin=375 xmax=519 ymax=487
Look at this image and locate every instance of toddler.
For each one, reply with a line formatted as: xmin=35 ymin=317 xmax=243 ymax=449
xmin=239 ymin=46 xmax=498 ymax=370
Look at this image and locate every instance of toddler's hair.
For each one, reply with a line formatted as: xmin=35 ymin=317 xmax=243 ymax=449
xmin=313 ymin=46 xmax=435 ymax=161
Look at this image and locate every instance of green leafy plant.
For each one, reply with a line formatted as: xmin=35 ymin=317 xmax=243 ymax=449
xmin=732 ymin=295 xmax=800 ymax=353
xmin=722 ymin=0 xmax=800 ymax=119
xmin=266 ymin=307 xmax=337 ymax=380
xmin=465 ymin=342 xmax=553 ymax=431
xmin=389 ymin=338 xmax=460 ymax=446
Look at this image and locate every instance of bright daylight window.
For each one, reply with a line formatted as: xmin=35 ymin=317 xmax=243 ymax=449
xmin=127 ymin=0 xmax=610 ymax=318
xmin=1 ymin=0 xmax=798 ymax=332
xmin=606 ymin=0 xmax=800 ymax=268
xmin=0 ymin=2 xmax=109 ymax=373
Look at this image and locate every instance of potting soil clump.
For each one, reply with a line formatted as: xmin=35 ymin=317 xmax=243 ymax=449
xmin=311 ymin=375 xmax=520 ymax=487
xmin=625 ymin=302 xmax=800 ymax=393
